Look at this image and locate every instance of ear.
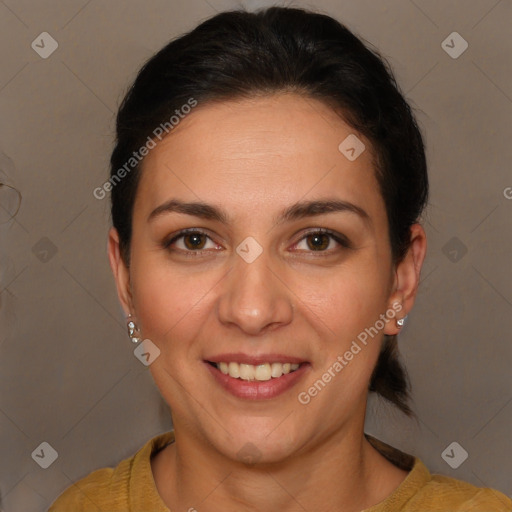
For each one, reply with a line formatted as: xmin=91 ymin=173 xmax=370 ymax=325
xmin=384 ymin=223 xmax=427 ymax=335
xmin=107 ymin=227 xmax=133 ymax=316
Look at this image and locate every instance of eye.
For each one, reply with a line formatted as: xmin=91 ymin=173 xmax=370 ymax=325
xmin=163 ymin=229 xmax=221 ymax=253
xmin=292 ymin=229 xmax=351 ymax=253
xmin=163 ymin=228 xmax=351 ymax=256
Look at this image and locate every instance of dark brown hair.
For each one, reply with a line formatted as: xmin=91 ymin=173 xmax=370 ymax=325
xmin=110 ymin=6 xmax=428 ymax=416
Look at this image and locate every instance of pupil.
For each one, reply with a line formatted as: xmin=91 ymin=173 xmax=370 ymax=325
xmin=308 ymin=233 xmax=328 ymax=251
xmin=185 ymin=233 xmax=205 ymax=249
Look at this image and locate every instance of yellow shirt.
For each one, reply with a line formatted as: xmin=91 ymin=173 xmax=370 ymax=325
xmin=48 ymin=431 xmax=511 ymax=511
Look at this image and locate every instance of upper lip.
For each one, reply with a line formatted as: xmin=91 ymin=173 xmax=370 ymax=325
xmin=206 ymin=353 xmax=306 ymax=365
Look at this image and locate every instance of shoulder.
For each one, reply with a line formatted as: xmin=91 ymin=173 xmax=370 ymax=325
xmin=364 ymin=435 xmax=511 ymax=512
xmin=420 ymin=472 xmax=511 ymax=511
xmin=403 ymin=463 xmax=512 ymax=512
xmin=47 ymin=462 xmax=129 ymax=511
xmin=48 ymin=431 xmax=174 ymax=512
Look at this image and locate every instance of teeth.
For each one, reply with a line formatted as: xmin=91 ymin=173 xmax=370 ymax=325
xmin=239 ymin=363 xmax=255 ymax=381
xmin=271 ymin=362 xmax=282 ymax=378
xmin=255 ymin=363 xmax=271 ymax=381
xmin=228 ymin=361 xmax=240 ymax=378
xmin=215 ymin=361 xmax=302 ymax=381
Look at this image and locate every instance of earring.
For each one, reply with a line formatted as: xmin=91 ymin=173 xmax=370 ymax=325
xmin=396 ymin=315 xmax=408 ymax=328
xmin=126 ymin=313 xmax=141 ymax=343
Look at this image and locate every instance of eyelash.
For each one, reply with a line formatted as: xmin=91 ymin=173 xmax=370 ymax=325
xmin=162 ymin=227 xmax=352 ymax=256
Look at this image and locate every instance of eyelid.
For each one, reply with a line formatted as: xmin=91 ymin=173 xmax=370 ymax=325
xmin=290 ymin=227 xmax=352 ymax=251
xmin=163 ymin=228 xmax=220 ymax=250
xmin=163 ymin=227 xmax=351 ymax=253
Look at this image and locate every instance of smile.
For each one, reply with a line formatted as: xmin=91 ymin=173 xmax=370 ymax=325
xmin=214 ymin=362 xmax=301 ymax=381
xmin=205 ymin=356 xmax=310 ymax=400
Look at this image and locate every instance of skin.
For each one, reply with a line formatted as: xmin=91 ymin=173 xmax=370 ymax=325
xmin=108 ymin=92 xmax=427 ymax=511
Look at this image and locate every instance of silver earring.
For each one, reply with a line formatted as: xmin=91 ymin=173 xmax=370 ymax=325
xmin=396 ymin=315 xmax=408 ymax=327
xmin=126 ymin=313 xmax=141 ymax=343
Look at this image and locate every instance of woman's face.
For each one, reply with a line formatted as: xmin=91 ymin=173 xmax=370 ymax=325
xmin=110 ymin=93 xmax=421 ymax=463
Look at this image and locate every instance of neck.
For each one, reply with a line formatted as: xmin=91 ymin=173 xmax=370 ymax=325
xmin=152 ymin=420 xmax=407 ymax=511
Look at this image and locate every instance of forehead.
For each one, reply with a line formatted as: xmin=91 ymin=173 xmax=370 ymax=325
xmin=136 ymin=93 xmax=384 ymax=222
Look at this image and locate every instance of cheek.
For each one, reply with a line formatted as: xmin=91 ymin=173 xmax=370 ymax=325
xmin=292 ymin=270 xmax=386 ymax=421
xmin=286 ymin=259 xmax=390 ymax=408
xmin=289 ymin=261 xmax=390 ymax=344
xmin=128 ymin=257 xmax=222 ymax=407
xmin=129 ymin=248 xmax=227 ymax=360
xmin=134 ymin=277 xmax=205 ymax=343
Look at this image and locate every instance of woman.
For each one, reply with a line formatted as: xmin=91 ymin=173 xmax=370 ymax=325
xmin=49 ymin=6 xmax=511 ymax=511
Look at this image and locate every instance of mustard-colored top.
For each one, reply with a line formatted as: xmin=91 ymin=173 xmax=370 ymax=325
xmin=48 ymin=431 xmax=511 ymax=511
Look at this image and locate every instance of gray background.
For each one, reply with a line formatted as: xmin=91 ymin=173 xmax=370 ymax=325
xmin=1 ymin=0 xmax=511 ymax=510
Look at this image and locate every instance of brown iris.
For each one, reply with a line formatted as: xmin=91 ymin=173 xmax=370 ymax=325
xmin=306 ymin=233 xmax=330 ymax=251
xmin=183 ymin=233 xmax=207 ymax=250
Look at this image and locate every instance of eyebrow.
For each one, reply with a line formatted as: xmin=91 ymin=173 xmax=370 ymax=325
xmin=148 ymin=198 xmax=371 ymax=228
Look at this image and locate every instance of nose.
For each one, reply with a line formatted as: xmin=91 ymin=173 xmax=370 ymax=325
xmin=217 ymin=250 xmax=294 ymax=336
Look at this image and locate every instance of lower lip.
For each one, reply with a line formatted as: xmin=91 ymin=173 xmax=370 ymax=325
xmin=205 ymin=362 xmax=310 ymax=400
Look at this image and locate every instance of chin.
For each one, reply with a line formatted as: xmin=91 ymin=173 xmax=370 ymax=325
xmin=216 ymin=419 xmax=303 ymax=466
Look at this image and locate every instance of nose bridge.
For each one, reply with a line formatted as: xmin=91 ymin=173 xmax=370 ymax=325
xmin=217 ymin=246 xmax=293 ymax=334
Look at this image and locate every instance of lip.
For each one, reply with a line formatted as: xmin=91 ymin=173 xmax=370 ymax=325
xmin=204 ymin=359 xmax=311 ymax=400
